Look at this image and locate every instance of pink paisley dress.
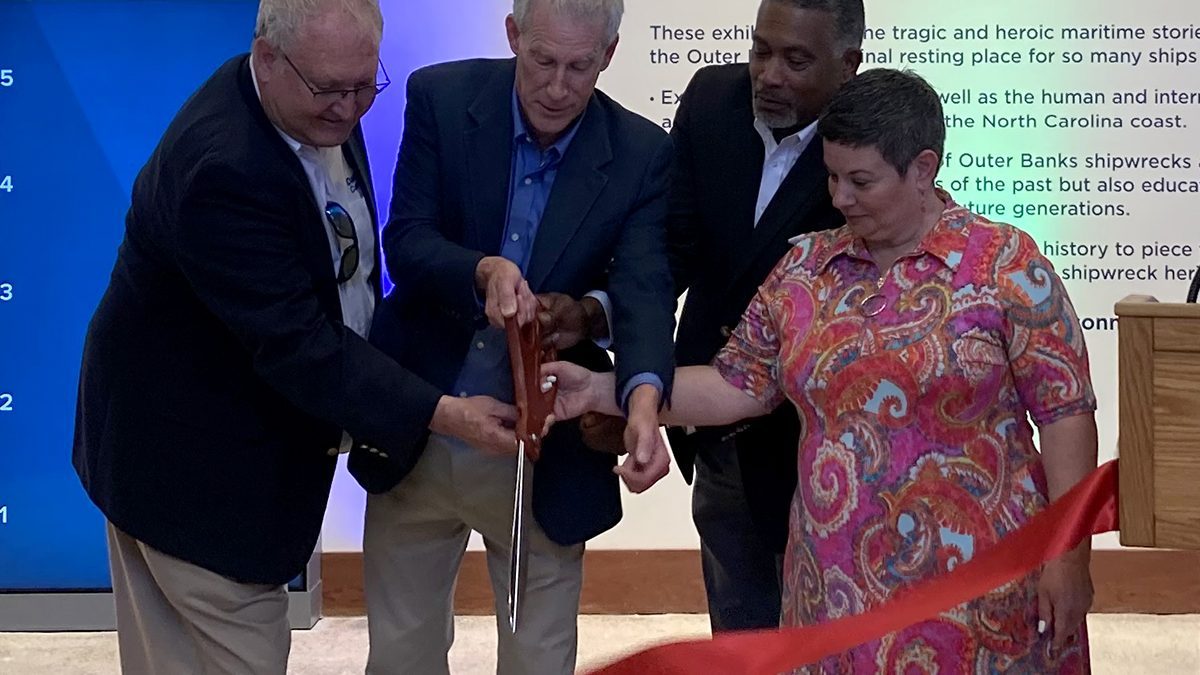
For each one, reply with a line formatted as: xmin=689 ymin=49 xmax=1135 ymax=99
xmin=714 ymin=193 xmax=1096 ymax=673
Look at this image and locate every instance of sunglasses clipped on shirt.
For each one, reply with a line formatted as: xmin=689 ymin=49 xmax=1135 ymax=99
xmin=325 ymin=202 xmax=359 ymax=283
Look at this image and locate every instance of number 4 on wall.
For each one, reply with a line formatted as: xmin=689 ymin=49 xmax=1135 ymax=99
xmin=0 ymin=176 xmax=11 ymax=193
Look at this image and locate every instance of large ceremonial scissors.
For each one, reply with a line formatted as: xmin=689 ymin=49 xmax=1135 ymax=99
xmin=504 ymin=315 xmax=557 ymax=633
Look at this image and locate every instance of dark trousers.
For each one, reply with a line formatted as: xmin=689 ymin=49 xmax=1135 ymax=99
xmin=691 ymin=439 xmax=784 ymax=632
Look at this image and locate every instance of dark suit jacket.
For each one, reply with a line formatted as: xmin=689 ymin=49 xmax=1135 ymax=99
xmin=355 ymin=58 xmax=676 ymax=545
xmin=72 ymin=55 xmax=445 ymax=585
xmin=665 ymin=64 xmax=843 ymax=552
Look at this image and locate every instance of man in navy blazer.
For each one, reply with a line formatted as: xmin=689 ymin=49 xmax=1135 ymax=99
xmin=666 ymin=0 xmax=863 ymax=634
xmin=353 ymin=0 xmax=676 ymax=672
xmin=72 ymin=1 xmax=517 ymax=671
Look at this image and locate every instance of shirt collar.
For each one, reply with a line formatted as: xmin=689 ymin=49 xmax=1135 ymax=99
xmin=753 ymin=117 xmax=819 ymax=157
xmin=814 ymin=189 xmax=971 ymax=272
xmin=250 ymin=54 xmax=306 ymax=155
xmin=511 ymin=86 xmax=583 ymax=160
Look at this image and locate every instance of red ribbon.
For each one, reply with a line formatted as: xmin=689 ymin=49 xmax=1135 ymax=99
xmin=589 ymin=460 xmax=1119 ymax=675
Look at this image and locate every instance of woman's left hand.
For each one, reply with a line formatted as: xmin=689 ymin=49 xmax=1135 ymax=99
xmin=1037 ymin=557 xmax=1094 ymax=654
xmin=541 ymin=361 xmax=620 ymax=421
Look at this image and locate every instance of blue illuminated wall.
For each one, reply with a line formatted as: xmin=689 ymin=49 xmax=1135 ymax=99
xmin=0 ymin=0 xmax=262 ymax=591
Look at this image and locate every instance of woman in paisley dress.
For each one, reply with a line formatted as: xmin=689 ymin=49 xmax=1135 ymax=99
xmin=547 ymin=68 xmax=1098 ymax=673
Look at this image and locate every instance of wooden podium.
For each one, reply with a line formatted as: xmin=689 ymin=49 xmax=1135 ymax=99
xmin=1116 ymin=295 xmax=1200 ymax=549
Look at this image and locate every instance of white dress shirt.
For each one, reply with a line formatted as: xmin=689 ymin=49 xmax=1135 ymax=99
xmin=752 ymin=117 xmax=819 ymax=226
xmin=296 ymin=144 xmax=377 ymax=338
xmin=250 ymin=57 xmax=376 ymax=452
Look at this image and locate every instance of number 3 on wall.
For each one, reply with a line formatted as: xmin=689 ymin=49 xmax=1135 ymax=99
xmin=0 ymin=283 xmax=11 ymax=302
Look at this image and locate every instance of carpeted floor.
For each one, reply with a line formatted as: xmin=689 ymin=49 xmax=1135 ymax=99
xmin=1 ymin=614 xmax=1198 ymax=673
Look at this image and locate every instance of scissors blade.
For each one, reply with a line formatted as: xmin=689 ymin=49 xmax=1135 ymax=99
xmin=507 ymin=441 xmax=533 ymax=633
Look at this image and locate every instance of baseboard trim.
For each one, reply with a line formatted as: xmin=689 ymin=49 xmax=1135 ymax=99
xmin=321 ymin=549 xmax=1200 ymax=616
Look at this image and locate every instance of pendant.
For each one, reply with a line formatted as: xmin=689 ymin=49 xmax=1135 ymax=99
xmin=860 ymin=293 xmax=887 ymax=317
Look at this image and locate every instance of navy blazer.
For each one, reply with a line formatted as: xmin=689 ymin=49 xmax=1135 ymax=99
xmin=354 ymin=58 xmax=677 ymax=545
xmin=665 ymin=64 xmax=844 ymax=553
xmin=73 ymin=55 xmax=445 ymax=585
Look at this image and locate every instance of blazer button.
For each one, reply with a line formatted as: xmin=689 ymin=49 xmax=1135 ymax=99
xmin=378 ymin=452 xmax=390 ymax=459
xmin=720 ymin=326 xmax=733 ymax=338
xmin=369 ymin=447 xmax=380 ymax=454
xmin=327 ymin=447 xmax=339 ymax=457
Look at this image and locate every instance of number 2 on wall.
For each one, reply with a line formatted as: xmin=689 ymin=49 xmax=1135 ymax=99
xmin=0 ymin=394 xmax=13 ymax=412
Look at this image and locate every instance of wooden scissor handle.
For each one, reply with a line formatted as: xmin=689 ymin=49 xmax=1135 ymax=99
xmin=505 ymin=315 xmax=557 ymax=461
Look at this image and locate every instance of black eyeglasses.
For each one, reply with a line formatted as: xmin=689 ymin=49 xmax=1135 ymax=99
xmin=282 ymin=52 xmax=390 ymax=105
xmin=325 ymin=202 xmax=360 ymax=283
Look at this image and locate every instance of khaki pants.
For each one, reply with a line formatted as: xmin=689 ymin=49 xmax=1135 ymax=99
xmin=106 ymin=523 xmax=290 ymax=674
xmin=363 ymin=433 xmax=584 ymax=675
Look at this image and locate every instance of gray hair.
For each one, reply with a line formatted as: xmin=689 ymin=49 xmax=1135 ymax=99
xmin=767 ymin=0 xmax=865 ymax=51
xmin=255 ymin=0 xmax=383 ymax=51
xmin=512 ymin=0 xmax=624 ymax=46
xmin=818 ymin=69 xmax=945 ymax=175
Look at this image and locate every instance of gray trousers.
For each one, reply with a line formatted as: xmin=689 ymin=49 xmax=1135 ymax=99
xmin=362 ymin=433 xmax=584 ymax=675
xmin=106 ymin=522 xmax=290 ymax=674
xmin=692 ymin=440 xmax=784 ymax=632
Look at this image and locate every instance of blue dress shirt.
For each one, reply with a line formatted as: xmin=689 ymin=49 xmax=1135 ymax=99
xmin=451 ymin=90 xmax=662 ymax=410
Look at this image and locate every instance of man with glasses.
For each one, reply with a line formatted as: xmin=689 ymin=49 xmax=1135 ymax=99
xmin=73 ymin=1 xmax=515 ymax=672
xmin=355 ymin=0 xmax=677 ymax=672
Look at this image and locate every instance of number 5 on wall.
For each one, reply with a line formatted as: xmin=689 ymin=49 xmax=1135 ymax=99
xmin=0 ymin=70 xmax=12 ymax=87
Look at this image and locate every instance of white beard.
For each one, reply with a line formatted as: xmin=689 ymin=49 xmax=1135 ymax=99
xmin=752 ymin=100 xmax=800 ymax=130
